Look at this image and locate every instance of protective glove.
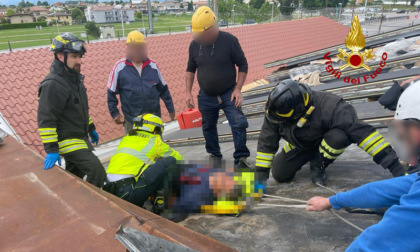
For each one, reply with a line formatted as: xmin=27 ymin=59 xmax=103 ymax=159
xmin=89 ymin=130 xmax=99 ymax=145
xmin=44 ymin=153 xmax=61 ymax=170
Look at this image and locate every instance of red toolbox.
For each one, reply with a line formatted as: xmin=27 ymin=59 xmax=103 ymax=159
xmin=177 ymin=109 xmax=202 ymax=130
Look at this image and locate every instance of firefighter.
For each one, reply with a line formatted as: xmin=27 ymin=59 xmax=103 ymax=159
xmin=104 ymin=114 xmax=183 ymax=215
xmin=255 ymin=80 xmax=405 ymax=189
xmin=37 ymin=33 xmax=105 ymax=188
xmin=107 ymin=30 xmax=175 ymax=133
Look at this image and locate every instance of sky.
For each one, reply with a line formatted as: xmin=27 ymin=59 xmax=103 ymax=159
xmin=1 ymin=0 xmax=134 ymax=7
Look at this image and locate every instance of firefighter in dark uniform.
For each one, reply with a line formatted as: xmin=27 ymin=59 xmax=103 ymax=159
xmin=255 ymin=80 xmax=405 ymax=189
xmin=37 ymin=33 xmax=106 ymax=187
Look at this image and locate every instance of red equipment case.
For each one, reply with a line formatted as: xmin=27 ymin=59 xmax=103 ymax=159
xmin=177 ymin=109 xmax=202 ymax=130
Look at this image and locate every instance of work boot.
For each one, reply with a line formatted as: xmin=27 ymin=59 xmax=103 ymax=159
xmin=152 ymin=189 xmax=165 ymax=215
xmin=236 ymin=157 xmax=252 ymax=169
xmin=310 ymin=153 xmax=330 ymax=186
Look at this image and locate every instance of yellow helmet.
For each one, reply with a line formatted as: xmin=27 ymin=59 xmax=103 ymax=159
xmin=133 ymin=114 xmax=164 ymax=133
xmin=191 ymin=6 xmax=217 ymax=33
xmin=126 ymin=30 xmax=146 ymax=44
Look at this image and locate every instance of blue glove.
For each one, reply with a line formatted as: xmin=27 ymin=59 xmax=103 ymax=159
xmin=89 ymin=130 xmax=99 ymax=145
xmin=44 ymin=153 xmax=61 ymax=170
xmin=255 ymin=180 xmax=267 ymax=194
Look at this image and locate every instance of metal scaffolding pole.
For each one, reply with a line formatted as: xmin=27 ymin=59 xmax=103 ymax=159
xmin=147 ymin=0 xmax=153 ymax=33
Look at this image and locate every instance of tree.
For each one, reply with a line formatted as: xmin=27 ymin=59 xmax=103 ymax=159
xmin=42 ymin=1 xmax=49 ymax=6
xmin=278 ymin=0 xmax=297 ymax=15
xmin=250 ymin=0 xmax=265 ymax=9
xmin=71 ymin=8 xmax=86 ymax=23
xmin=37 ymin=16 xmax=46 ymax=21
xmin=6 ymin=8 xmax=15 ymax=16
xmin=85 ymin=21 xmax=100 ymax=37
xmin=180 ymin=3 xmax=184 ymax=8
xmin=188 ymin=0 xmax=193 ymax=11
xmin=0 ymin=17 xmax=9 ymax=23
xmin=410 ymin=0 xmax=416 ymax=5
xmin=37 ymin=0 xmax=42 ymax=6
xmin=135 ymin=11 xmax=143 ymax=20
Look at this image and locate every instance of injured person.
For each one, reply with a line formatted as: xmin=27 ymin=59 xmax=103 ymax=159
xmin=306 ymin=80 xmax=420 ymax=252
xmin=103 ymin=113 xmax=259 ymax=220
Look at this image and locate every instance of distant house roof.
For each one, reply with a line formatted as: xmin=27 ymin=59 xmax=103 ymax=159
xmin=46 ymin=12 xmax=71 ymax=17
xmin=52 ymin=2 xmax=65 ymax=6
xmin=0 ymin=17 xmax=349 ymax=155
xmin=29 ymin=6 xmax=49 ymax=12
xmin=9 ymin=13 xmax=34 ymax=17
xmin=89 ymin=5 xmax=115 ymax=11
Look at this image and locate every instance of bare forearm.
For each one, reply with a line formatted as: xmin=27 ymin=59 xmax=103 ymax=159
xmin=185 ymin=72 xmax=195 ymax=94
xmin=236 ymin=72 xmax=247 ymax=90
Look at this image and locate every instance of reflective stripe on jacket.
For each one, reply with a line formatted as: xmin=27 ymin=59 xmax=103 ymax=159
xmin=37 ymin=59 xmax=95 ymax=154
xmin=106 ymin=131 xmax=183 ymax=179
xmin=256 ymin=91 xmax=400 ymax=171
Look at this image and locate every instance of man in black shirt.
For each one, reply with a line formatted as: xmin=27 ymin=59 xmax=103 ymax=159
xmin=185 ymin=6 xmax=250 ymax=168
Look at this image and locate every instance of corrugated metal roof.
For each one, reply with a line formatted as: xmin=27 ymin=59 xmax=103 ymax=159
xmin=0 ymin=136 xmax=235 ymax=252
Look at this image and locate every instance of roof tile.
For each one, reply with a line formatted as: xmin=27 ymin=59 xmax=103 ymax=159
xmin=0 ymin=17 xmax=348 ymax=154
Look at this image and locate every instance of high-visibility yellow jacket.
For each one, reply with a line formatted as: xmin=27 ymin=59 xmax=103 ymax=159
xmin=107 ymin=131 xmax=183 ymax=180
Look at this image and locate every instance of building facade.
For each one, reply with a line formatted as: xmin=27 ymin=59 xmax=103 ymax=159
xmin=85 ymin=5 xmax=135 ymax=23
xmin=46 ymin=13 xmax=73 ymax=25
xmin=10 ymin=14 xmax=35 ymax=24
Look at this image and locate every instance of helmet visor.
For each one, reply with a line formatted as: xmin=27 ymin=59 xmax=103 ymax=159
xmin=71 ymin=41 xmax=86 ymax=53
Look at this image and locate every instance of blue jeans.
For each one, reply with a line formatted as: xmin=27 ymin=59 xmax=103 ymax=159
xmin=197 ymin=88 xmax=250 ymax=163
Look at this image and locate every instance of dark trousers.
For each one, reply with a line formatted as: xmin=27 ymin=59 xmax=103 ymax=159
xmin=197 ymin=88 xmax=250 ymax=162
xmin=115 ymin=156 xmax=177 ymax=207
xmin=63 ymin=149 xmax=106 ymax=188
xmin=271 ymin=128 xmax=352 ymax=183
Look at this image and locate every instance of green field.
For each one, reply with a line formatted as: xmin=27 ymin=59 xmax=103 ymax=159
xmin=0 ymin=14 xmax=192 ymax=51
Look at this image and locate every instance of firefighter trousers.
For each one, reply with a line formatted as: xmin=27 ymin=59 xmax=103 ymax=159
xmin=63 ymin=149 xmax=106 ymax=188
xmin=115 ymin=156 xmax=177 ymax=207
xmin=271 ymin=128 xmax=352 ymax=183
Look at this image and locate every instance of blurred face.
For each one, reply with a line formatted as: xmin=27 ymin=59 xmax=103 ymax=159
xmin=209 ymin=171 xmax=236 ymax=197
xmin=57 ymin=52 xmax=83 ymax=73
xmin=126 ymin=43 xmax=148 ymax=63
xmin=193 ymin=25 xmax=219 ymax=45
xmin=392 ymin=120 xmax=420 ymax=162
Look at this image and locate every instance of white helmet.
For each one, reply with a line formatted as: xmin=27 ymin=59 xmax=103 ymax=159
xmin=395 ymin=80 xmax=420 ymax=121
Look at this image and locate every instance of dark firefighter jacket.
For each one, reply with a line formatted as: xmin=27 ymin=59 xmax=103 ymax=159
xmin=37 ymin=59 xmax=95 ymax=154
xmin=256 ymin=91 xmax=402 ymax=175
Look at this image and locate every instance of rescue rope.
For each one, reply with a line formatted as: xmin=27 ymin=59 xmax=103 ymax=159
xmin=315 ymin=183 xmax=339 ymax=194
xmin=255 ymin=204 xmax=307 ymax=209
xmin=329 ymin=209 xmax=364 ymax=232
xmin=263 ymin=194 xmax=307 ymax=204
xmin=315 ymin=184 xmax=365 ymax=233
xmin=262 ymin=187 xmax=365 ymax=233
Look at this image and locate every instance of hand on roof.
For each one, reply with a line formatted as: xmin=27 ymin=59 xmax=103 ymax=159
xmin=306 ymin=196 xmax=331 ymax=212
